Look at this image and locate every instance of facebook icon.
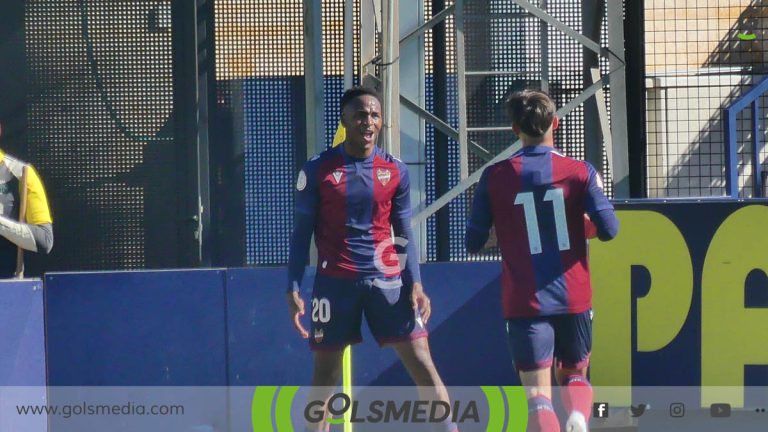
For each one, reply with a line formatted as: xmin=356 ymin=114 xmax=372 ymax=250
xmin=593 ymin=403 xmax=609 ymax=418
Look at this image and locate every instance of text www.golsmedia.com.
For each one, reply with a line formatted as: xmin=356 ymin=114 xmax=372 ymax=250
xmin=16 ymin=402 xmax=184 ymax=419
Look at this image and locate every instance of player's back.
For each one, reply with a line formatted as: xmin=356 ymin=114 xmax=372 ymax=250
xmin=484 ymin=145 xmax=596 ymax=318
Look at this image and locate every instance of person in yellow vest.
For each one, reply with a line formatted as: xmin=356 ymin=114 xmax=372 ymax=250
xmin=332 ymin=122 xmax=345 ymax=147
xmin=0 ymin=122 xmax=53 ymax=278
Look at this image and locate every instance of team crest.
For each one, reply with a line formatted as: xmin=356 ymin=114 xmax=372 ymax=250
xmin=314 ymin=329 xmax=324 ymax=343
xmin=332 ymin=170 xmax=343 ymax=184
xmin=377 ymin=168 xmax=391 ymax=186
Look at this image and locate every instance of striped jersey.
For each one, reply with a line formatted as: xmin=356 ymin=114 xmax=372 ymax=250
xmin=467 ymin=145 xmax=612 ymax=318
xmin=289 ymin=145 xmax=420 ymax=284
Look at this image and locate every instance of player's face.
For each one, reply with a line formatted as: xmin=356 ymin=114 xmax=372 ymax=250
xmin=342 ymin=95 xmax=382 ymax=152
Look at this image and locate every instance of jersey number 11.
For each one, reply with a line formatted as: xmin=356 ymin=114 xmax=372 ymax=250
xmin=514 ymin=189 xmax=571 ymax=254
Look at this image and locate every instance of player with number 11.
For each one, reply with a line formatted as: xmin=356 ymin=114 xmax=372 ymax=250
xmin=466 ymin=90 xmax=619 ymax=432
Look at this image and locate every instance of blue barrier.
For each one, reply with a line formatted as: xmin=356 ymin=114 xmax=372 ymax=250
xmin=226 ymin=266 xmax=314 ymax=386
xmin=0 ymin=279 xmax=46 ymax=432
xmin=45 ymin=270 xmax=228 ymax=386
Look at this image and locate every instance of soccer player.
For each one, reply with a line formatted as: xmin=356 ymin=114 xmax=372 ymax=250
xmin=0 ymin=121 xmax=54 ymax=278
xmin=288 ymin=87 xmax=456 ymax=432
xmin=465 ymin=90 xmax=618 ymax=432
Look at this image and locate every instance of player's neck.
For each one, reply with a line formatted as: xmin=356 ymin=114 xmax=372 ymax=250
xmin=522 ymin=133 xmax=554 ymax=148
xmin=522 ymin=140 xmax=553 ymax=148
xmin=342 ymin=141 xmax=374 ymax=159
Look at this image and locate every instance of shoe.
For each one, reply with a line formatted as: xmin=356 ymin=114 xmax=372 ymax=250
xmin=566 ymin=411 xmax=588 ymax=432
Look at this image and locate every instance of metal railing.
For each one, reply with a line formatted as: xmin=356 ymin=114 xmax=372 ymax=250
xmin=724 ymin=76 xmax=768 ymax=198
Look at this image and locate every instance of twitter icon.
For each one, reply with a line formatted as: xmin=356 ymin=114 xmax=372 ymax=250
xmin=630 ymin=404 xmax=649 ymax=417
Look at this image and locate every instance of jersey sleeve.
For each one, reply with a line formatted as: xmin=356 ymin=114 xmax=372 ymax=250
xmin=390 ymin=162 xmax=422 ymax=285
xmin=287 ymin=160 xmax=319 ymax=292
xmin=465 ymin=168 xmax=493 ymax=253
xmin=583 ymin=162 xmax=613 ymax=216
xmin=25 ymin=166 xmax=53 ymax=225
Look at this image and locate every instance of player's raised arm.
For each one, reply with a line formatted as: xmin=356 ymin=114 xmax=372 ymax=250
xmin=286 ymin=161 xmax=319 ymax=338
xmin=583 ymin=163 xmax=619 ymax=241
xmin=465 ymin=168 xmax=493 ymax=253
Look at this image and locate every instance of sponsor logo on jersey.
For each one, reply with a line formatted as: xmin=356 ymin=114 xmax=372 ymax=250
xmin=332 ymin=170 xmax=343 ymax=184
xmin=314 ymin=329 xmax=324 ymax=343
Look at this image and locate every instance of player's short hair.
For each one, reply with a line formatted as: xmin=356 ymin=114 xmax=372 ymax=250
xmin=505 ymin=90 xmax=556 ymax=138
xmin=340 ymin=86 xmax=382 ymax=111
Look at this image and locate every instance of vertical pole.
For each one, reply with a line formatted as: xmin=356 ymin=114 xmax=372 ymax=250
xmin=344 ymin=0 xmax=355 ymax=89
xmin=753 ymin=101 xmax=762 ymax=197
xmin=455 ymin=0 xmax=469 ymax=180
xmin=360 ymin=0 xmax=379 ymax=82
xmin=381 ymin=0 xmax=400 ymax=156
xmin=540 ymin=0 xmax=549 ymax=93
xmin=172 ymin=0 xmax=204 ymax=266
xmin=304 ymin=0 xmax=325 ymax=155
xmin=606 ymin=0 xmax=630 ymax=198
xmin=196 ymin=0 xmax=215 ymax=266
xmin=433 ymin=0 xmax=450 ymax=261
xmin=625 ymin=0 xmax=647 ymax=198
xmin=581 ymin=0 xmax=603 ymax=173
xmin=724 ymin=109 xmax=738 ymax=198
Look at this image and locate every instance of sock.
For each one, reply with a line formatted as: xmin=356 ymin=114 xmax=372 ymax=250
xmin=561 ymin=374 xmax=593 ymax=421
xmin=527 ymin=395 xmax=561 ymax=432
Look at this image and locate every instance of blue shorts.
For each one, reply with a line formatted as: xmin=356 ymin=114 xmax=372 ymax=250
xmin=505 ymin=310 xmax=592 ymax=372
xmin=309 ymin=274 xmax=428 ymax=351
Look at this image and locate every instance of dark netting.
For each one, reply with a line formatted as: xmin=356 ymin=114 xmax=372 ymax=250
xmin=215 ymin=0 xmax=358 ymax=265
xmin=26 ymin=0 xmax=175 ymax=270
xmin=644 ymin=0 xmax=768 ymax=198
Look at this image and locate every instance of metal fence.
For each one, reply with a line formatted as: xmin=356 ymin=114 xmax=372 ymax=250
xmin=644 ymin=0 xmax=768 ymax=198
xmin=9 ymin=0 xmax=767 ymax=271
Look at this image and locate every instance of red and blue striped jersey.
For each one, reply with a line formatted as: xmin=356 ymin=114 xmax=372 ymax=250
xmin=467 ymin=145 xmax=613 ymax=318
xmin=288 ymin=146 xmax=420 ymax=290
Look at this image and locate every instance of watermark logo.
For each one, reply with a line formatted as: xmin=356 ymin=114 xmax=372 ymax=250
xmin=305 ymin=393 xmax=477 ymax=425
xmin=251 ymin=386 xmax=528 ymax=431
xmin=373 ymin=236 xmax=408 ymax=274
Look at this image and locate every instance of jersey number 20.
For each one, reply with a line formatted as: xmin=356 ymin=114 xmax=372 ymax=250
xmin=514 ymin=189 xmax=570 ymax=254
xmin=312 ymin=298 xmax=331 ymax=323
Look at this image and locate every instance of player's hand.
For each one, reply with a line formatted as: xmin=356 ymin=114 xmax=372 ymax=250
xmin=287 ymin=291 xmax=309 ymax=339
xmin=583 ymin=213 xmax=598 ymax=240
xmin=410 ymin=282 xmax=432 ymax=325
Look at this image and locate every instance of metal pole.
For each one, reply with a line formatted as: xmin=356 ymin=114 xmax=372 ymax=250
xmin=753 ymin=101 xmax=762 ymax=197
xmin=172 ymin=0 xmax=204 ymax=266
xmin=344 ymin=0 xmax=355 ymax=89
xmin=625 ymin=0 xmax=647 ymax=198
xmin=304 ymin=0 xmax=325 ymax=155
xmin=381 ymin=0 xmax=400 ymax=156
xmin=360 ymin=0 xmax=380 ymax=81
xmin=455 ymin=0 xmax=469 ymax=180
xmin=606 ymin=0 xmax=630 ymax=198
xmin=540 ymin=0 xmax=549 ymax=93
xmin=724 ymin=108 xmax=738 ymax=198
xmin=582 ymin=0 xmax=604 ymax=173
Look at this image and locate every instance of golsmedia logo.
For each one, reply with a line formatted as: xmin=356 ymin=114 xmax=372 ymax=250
xmin=305 ymin=392 xmax=478 ymax=425
xmin=251 ymin=386 xmax=528 ymax=431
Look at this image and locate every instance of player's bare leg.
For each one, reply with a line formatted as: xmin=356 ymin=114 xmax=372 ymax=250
xmin=519 ymin=368 xmax=560 ymax=432
xmin=556 ymin=367 xmax=591 ymax=432
xmin=305 ymin=349 xmax=345 ymax=432
xmin=392 ymin=338 xmax=457 ymax=431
